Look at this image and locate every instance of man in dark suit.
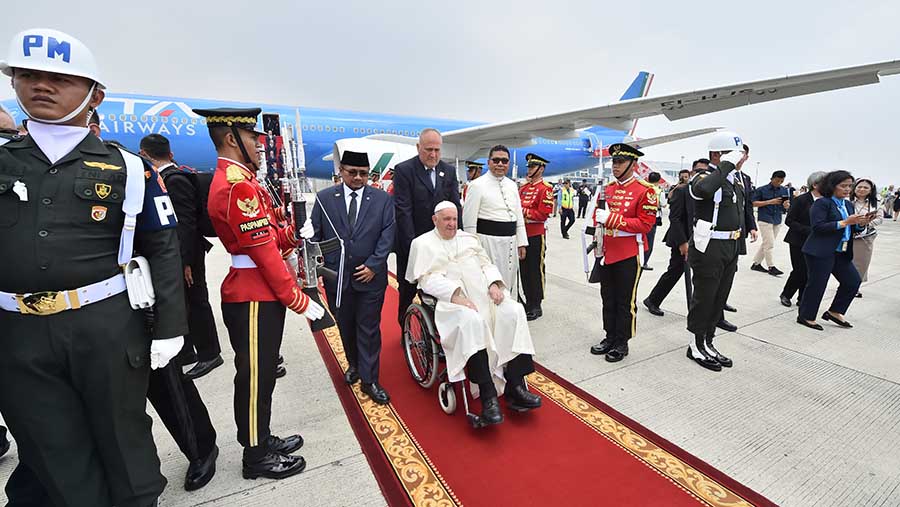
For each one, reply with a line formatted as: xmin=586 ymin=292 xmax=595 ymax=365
xmin=780 ymin=171 xmax=826 ymax=307
xmin=392 ymin=128 xmax=461 ymax=325
xmin=310 ymin=150 xmax=396 ymax=404
xmin=141 ymin=134 xmax=224 ymax=380
xmin=643 ymin=163 xmax=704 ymax=316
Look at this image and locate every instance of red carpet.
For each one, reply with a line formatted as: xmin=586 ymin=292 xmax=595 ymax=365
xmin=312 ymin=281 xmax=777 ymax=507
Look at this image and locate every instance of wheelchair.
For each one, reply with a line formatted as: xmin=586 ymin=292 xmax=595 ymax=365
xmin=401 ymin=290 xmax=489 ymax=428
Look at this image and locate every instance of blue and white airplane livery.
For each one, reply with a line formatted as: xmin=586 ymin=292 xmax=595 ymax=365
xmin=3 ymin=61 xmax=900 ymax=180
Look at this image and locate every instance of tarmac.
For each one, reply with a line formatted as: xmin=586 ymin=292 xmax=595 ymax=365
xmin=1 ymin=209 xmax=899 ymax=507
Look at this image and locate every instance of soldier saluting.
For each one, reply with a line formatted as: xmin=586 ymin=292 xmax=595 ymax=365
xmin=685 ymin=131 xmax=756 ymax=371
xmin=0 ymin=29 xmax=187 ymax=506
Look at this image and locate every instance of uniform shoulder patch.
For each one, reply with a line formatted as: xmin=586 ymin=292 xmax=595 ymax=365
xmin=226 ymin=164 xmax=248 ymax=184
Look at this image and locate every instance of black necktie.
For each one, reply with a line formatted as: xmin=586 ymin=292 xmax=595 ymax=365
xmin=348 ymin=191 xmax=358 ymax=229
xmin=426 ymin=168 xmax=434 ymax=190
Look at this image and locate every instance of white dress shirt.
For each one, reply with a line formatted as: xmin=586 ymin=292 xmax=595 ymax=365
xmin=343 ymin=183 xmax=365 ymax=219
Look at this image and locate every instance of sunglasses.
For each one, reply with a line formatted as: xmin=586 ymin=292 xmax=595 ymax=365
xmin=342 ymin=169 xmax=370 ymax=177
xmin=490 ymin=157 xmax=510 ymax=164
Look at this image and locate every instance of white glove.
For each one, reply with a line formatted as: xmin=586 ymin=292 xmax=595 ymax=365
xmin=302 ymin=300 xmax=326 ymax=321
xmin=298 ymin=217 xmax=314 ymax=239
xmin=150 ymin=336 xmax=185 ymax=370
xmin=594 ymin=208 xmax=610 ymax=225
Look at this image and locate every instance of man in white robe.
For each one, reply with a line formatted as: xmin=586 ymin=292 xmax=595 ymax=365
xmin=462 ymin=145 xmax=528 ymax=298
xmin=406 ymin=202 xmax=542 ymax=425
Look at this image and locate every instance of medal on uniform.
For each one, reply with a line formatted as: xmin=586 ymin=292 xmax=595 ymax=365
xmin=91 ymin=205 xmax=108 ymax=222
xmin=95 ymin=183 xmax=111 ymax=199
xmin=12 ymin=180 xmax=27 ymax=202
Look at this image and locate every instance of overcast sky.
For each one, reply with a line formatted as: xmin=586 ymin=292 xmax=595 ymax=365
xmin=4 ymin=0 xmax=900 ymax=188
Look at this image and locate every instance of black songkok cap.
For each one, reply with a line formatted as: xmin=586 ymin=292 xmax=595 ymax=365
xmin=608 ymin=143 xmax=644 ymax=161
xmin=192 ymin=107 xmax=265 ymax=135
xmin=340 ymin=150 xmax=370 ymax=167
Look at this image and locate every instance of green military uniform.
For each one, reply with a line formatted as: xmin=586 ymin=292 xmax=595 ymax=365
xmin=686 ymin=160 xmax=747 ymax=369
xmin=0 ymin=132 xmax=188 ymax=506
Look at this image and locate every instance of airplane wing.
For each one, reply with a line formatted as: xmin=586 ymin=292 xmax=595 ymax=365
xmin=627 ymin=128 xmax=722 ymax=150
xmin=442 ymin=60 xmax=900 ymax=147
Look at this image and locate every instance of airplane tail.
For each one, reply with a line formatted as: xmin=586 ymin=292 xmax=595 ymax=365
xmin=588 ymin=71 xmax=654 ymax=138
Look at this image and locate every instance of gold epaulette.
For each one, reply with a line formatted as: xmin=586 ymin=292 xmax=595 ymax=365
xmin=637 ymin=179 xmax=654 ymax=188
xmin=543 ymin=181 xmax=553 ymax=188
xmin=226 ymin=164 xmax=247 ymax=184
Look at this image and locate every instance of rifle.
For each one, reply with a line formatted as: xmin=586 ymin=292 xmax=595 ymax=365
xmin=282 ymin=119 xmax=343 ymax=332
xmin=582 ymin=184 xmax=606 ymax=283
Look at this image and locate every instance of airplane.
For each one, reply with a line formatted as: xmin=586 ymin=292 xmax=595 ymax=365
xmin=3 ymin=60 xmax=899 ymax=183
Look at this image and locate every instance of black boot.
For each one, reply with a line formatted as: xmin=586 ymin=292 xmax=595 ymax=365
xmin=704 ymin=333 xmax=733 ymax=368
xmin=590 ymin=338 xmax=615 ymax=355
xmin=504 ymin=383 xmax=542 ymax=412
xmin=686 ymin=334 xmax=721 ymax=371
xmin=605 ymin=341 xmax=628 ymax=363
xmin=185 ymin=445 xmax=218 ymax=491
xmin=266 ymin=434 xmax=304 ymax=455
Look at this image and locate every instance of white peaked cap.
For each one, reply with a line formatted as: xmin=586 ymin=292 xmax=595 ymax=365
xmin=434 ymin=201 xmax=456 ymax=214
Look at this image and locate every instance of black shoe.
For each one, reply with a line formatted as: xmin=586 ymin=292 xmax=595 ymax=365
xmin=768 ymin=266 xmax=784 ymax=276
xmin=562 ymin=234 xmax=570 ymax=239
xmin=822 ymin=312 xmax=853 ymax=328
xmin=796 ymin=317 xmax=824 ymax=331
xmin=704 ymin=334 xmax=732 ymax=368
xmin=185 ymin=445 xmax=218 ymax=491
xmin=242 ymin=451 xmax=306 ymax=480
xmin=723 ymin=303 xmax=737 ymax=312
xmin=750 ymin=263 xmax=768 ymax=273
xmin=525 ymin=307 xmax=543 ymax=321
xmin=344 ymin=366 xmax=360 ymax=385
xmin=605 ymin=343 xmax=629 ymax=363
xmin=480 ymin=396 xmax=504 ymax=425
xmin=643 ymin=298 xmax=664 ymax=317
xmin=779 ymin=295 xmax=792 ymax=308
xmin=267 ymin=434 xmax=304 ymax=455
xmin=686 ymin=342 xmax=722 ymax=372
xmin=716 ymin=318 xmax=738 ymax=332
xmin=184 ymin=355 xmax=224 ymax=380
xmin=275 ymin=365 xmax=287 ymax=379
xmin=590 ymin=339 xmax=615 ymax=356
xmin=855 ymin=292 xmax=862 ymax=298
xmin=361 ymin=382 xmax=391 ymax=404
xmin=504 ymin=385 xmax=542 ymax=412
xmin=642 ymin=265 xmax=653 ymax=271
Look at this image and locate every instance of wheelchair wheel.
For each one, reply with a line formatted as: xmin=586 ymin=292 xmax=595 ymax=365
xmin=402 ymin=304 xmax=439 ymax=388
xmin=438 ymin=382 xmax=457 ymax=414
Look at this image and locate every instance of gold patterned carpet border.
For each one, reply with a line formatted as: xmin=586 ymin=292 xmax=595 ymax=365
xmin=528 ymin=371 xmax=755 ymax=507
xmin=320 ymin=324 xmax=461 ymax=507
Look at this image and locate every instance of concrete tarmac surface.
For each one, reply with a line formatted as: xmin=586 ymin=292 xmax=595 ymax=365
xmin=2 ymin=210 xmax=899 ymax=507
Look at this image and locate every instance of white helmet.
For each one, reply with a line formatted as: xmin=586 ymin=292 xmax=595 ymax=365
xmin=707 ymin=130 xmax=743 ymax=153
xmin=0 ymin=28 xmax=105 ymax=89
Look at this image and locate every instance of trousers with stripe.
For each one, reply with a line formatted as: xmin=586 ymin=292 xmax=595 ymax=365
xmin=222 ymin=301 xmax=285 ymax=449
xmin=519 ymin=234 xmax=546 ymax=312
xmin=597 ymin=255 xmax=642 ymax=346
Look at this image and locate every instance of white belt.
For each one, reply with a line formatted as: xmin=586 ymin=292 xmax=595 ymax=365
xmin=231 ymin=254 xmax=257 ymax=269
xmin=0 ymin=274 xmax=127 ymax=316
xmin=604 ymin=230 xmax=640 ymax=238
xmin=709 ymin=230 xmax=741 ymax=240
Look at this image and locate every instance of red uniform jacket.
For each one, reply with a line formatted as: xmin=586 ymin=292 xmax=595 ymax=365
xmin=208 ymin=157 xmax=309 ymax=312
xmin=595 ymin=177 xmax=658 ymax=265
xmin=519 ymin=179 xmax=554 ymax=236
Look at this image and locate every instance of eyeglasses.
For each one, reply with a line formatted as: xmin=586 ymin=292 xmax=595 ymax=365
xmin=342 ymin=169 xmax=370 ymax=177
xmin=490 ymin=157 xmax=510 ymax=164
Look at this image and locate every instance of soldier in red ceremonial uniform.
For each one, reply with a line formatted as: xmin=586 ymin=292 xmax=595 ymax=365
xmin=195 ymin=107 xmax=326 ymax=481
xmin=588 ymin=143 xmax=657 ymax=362
xmin=518 ymin=153 xmax=554 ymax=320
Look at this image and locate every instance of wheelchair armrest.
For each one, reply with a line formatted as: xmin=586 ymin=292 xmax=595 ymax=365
xmin=416 ymin=289 xmax=438 ymax=308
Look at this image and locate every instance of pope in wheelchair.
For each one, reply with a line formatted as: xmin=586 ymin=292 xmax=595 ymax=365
xmin=404 ymin=201 xmax=541 ymax=427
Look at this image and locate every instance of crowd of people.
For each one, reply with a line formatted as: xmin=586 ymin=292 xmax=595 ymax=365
xmin=0 ymin=27 xmax=895 ymax=507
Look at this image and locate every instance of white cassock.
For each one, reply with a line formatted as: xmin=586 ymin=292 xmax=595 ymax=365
xmin=462 ymin=174 xmax=528 ymax=297
xmin=406 ymin=230 xmax=536 ymax=392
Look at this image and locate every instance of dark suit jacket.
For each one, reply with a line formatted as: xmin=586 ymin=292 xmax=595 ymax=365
xmin=159 ymin=164 xmax=213 ymax=267
xmin=391 ymin=156 xmax=461 ymax=254
xmin=783 ymin=192 xmax=815 ymax=246
xmin=311 ymin=184 xmax=396 ymax=293
xmin=737 ymin=170 xmax=757 ymax=237
xmin=802 ymin=198 xmax=857 ymax=259
xmin=663 ymin=184 xmax=693 ymax=248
